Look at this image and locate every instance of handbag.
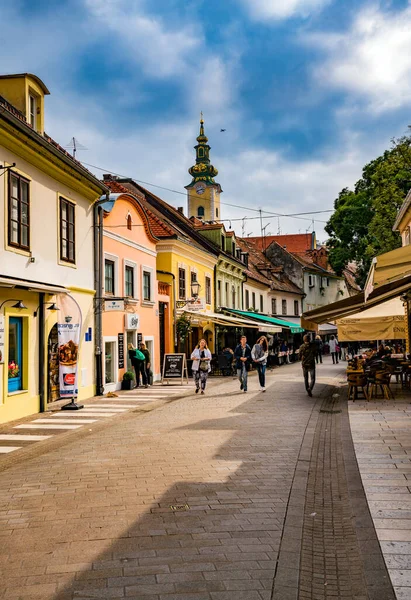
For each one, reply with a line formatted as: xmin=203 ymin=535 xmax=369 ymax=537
xmin=134 ymin=349 xmax=146 ymax=361
xmin=199 ymin=360 xmax=208 ymax=372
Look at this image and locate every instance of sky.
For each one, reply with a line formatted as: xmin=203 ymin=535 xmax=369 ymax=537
xmin=2 ymin=0 xmax=411 ymax=242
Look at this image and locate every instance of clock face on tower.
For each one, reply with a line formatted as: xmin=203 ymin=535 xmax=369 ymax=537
xmin=196 ymin=184 xmax=206 ymax=195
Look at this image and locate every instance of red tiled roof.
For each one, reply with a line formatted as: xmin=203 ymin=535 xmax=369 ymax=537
xmin=247 ymin=233 xmax=314 ymax=253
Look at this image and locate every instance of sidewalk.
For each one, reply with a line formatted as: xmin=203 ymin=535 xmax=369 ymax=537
xmin=0 ymin=359 xmax=394 ymax=599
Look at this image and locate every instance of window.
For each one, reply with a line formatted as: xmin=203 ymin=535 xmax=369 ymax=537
xmin=217 ymin=280 xmax=222 ymax=306
xmin=221 ymin=235 xmax=225 ymax=251
xmin=178 ymin=268 xmax=186 ymax=299
xmin=272 ymin=298 xmax=277 ymax=314
xmin=105 ymin=341 xmax=116 ymax=384
xmin=8 ymin=317 xmax=23 ymax=393
xmin=60 ymin=197 xmax=75 ymax=263
xmin=252 ymin=292 xmax=256 ymax=309
xmin=282 ymin=299 xmax=287 ymax=315
xmin=198 ymin=206 xmax=205 ymax=218
xmin=125 ymin=265 xmax=134 ymax=297
xmin=232 ymin=286 xmax=236 ymax=308
xmin=29 ymin=94 xmax=36 ymax=129
xmin=105 ymin=259 xmax=115 ymax=294
xmin=308 ymin=274 xmax=315 ymax=287
xmin=127 ymin=214 xmax=132 ymax=230
xmin=260 ymin=295 xmax=264 ymax=313
xmin=245 ymin=289 xmax=250 ymax=309
xmin=232 ymin=242 xmax=236 ymax=256
xmin=8 ymin=171 xmax=30 ymax=250
xmin=206 ymin=276 xmax=211 ymax=305
xmin=143 ymin=271 xmax=151 ymax=301
xmin=216 ymin=207 xmax=219 ymax=218
xmin=294 ymin=300 xmax=299 ymax=316
xmin=225 ymin=282 xmax=229 ymax=305
xmin=191 ymin=271 xmax=198 ymax=284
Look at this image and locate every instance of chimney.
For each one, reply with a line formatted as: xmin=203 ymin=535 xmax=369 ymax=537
xmin=103 ymin=173 xmax=113 ymax=182
xmin=177 ymin=207 xmax=184 ymax=215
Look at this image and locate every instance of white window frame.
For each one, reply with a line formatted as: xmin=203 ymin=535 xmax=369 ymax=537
xmin=29 ymin=94 xmax=37 ymax=129
xmin=282 ymin=299 xmax=287 ymax=315
xmin=294 ymin=300 xmax=299 ymax=316
xmin=124 ymin=259 xmax=137 ymax=299
xmin=308 ymin=274 xmax=315 ymax=288
xmin=260 ymin=295 xmax=264 ymax=313
xmin=271 ymin=298 xmax=277 ymax=314
xmin=141 ymin=265 xmax=155 ymax=305
xmin=103 ymin=336 xmax=118 ymax=391
xmin=104 ymin=252 xmax=119 ymax=296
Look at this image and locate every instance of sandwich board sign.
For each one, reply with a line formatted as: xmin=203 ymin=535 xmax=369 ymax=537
xmin=162 ymin=353 xmax=188 ymax=385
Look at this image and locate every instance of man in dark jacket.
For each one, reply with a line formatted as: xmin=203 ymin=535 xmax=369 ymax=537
xmin=234 ymin=336 xmax=252 ymax=392
xmin=299 ymin=334 xmax=317 ymax=397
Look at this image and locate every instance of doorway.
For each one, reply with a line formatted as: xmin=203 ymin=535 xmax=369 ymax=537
xmin=48 ymin=324 xmax=60 ymax=402
xmin=8 ymin=317 xmax=23 ymax=393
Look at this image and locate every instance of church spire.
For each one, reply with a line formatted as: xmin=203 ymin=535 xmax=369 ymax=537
xmin=187 ymin=114 xmax=219 ymax=187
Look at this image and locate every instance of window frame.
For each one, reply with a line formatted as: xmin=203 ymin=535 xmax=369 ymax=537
xmin=252 ymin=292 xmax=256 ymax=310
xmin=29 ymin=94 xmax=37 ymax=129
xmin=294 ymin=300 xmax=299 ymax=316
xmin=197 ymin=206 xmax=205 ymax=218
xmin=282 ymin=299 xmax=287 ymax=315
xmin=260 ymin=295 xmax=264 ymax=313
xmin=59 ymin=196 xmax=76 ymax=264
xmin=104 ymin=259 xmax=115 ymax=295
xmin=125 ymin=265 xmax=135 ymax=298
xmin=271 ymin=298 xmax=277 ymax=315
xmin=8 ymin=170 xmax=30 ymax=251
xmin=178 ymin=268 xmax=186 ymax=300
xmin=205 ymin=276 xmax=211 ymax=305
xmin=245 ymin=289 xmax=250 ymax=309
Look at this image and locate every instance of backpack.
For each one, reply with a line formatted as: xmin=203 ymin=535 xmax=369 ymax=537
xmin=134 ymin=349 xmax=146 ymax=361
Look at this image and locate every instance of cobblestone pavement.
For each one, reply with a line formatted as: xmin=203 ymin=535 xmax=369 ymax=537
xmin=0 ymin=361 xmax=394 ymax=599
xmin=350 ymin=392 xmax=411 ymax=600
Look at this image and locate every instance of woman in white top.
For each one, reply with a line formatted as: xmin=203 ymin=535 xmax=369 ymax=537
xmin=191 ymin=339 xmax=212 ymax=395
xmin=329 ymin=335 xmax=339 ymax=364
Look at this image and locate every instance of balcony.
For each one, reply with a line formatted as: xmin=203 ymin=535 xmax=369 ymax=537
xmin=158 ymin=281 xmax=170 ymax=296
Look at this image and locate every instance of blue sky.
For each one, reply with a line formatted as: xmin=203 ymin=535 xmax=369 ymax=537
xmin=2 ymin=0 xmax=411 ymax=240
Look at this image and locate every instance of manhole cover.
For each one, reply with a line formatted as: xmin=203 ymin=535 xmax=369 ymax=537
xmin=170 ymin=504 xmax=190 ymax=512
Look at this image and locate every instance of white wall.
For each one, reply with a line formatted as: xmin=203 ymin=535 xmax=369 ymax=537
xmin=303 ymin=273 xmax=348 ymax=312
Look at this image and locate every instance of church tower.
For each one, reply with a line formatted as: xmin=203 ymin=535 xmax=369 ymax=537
xmin=186 ymin=114 xmax=222 ymax=222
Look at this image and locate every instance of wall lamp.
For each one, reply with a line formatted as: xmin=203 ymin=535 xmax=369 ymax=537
xmin=0 ymin=299 xmax=27 ymax=311
xmin=176 ymin=281 xmax=201 ymax=309
xmin=33 ymin=302 xmax=59 ymax=317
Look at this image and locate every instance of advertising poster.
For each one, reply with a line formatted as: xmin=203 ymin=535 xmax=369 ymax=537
xmin=57 ymin=295 xmax=82 ymax=398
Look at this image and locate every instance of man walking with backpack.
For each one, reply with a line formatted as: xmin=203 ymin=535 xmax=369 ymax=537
xmin=299 ymin=334 xmax=317 ymax=397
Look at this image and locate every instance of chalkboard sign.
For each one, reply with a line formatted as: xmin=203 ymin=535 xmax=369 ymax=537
xmin=162 ymin=353 xmax=188 ymax=385
xmin=118 ymin=333 xmax=124 ymax=369
xmin=137 ymin=333 xmax=143 ymax=345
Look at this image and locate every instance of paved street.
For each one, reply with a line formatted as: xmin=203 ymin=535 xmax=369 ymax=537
xmin=0 ymin=361 xmax=397 ymax=599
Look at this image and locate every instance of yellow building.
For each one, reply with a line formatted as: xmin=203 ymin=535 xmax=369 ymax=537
xmin=0 ymin=73 xmax=107 ymax=424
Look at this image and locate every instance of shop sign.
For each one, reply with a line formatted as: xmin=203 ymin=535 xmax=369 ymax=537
xmin=137 ymin=333 xmax=143 ymax=345
xmin=125 ymin=313 xmax=139 ymax=330
xmin=118 ymin=333 xmax=124 ymax=369
xmin=57 ymin=295 xmax=82 ymax=398
xmin=186 ymin=297 xmax=206 ymax=312
xmin=0 ymin=315 xmax=4 ymax=364
xmin=105 ymin=300 xmax=125 ymax=312
xmin=161 ymin=353 xmax=188 ymax=384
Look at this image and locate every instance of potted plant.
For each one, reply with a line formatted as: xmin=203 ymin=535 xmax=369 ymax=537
xmin=121 ymin=370 xmax=135 ymax=390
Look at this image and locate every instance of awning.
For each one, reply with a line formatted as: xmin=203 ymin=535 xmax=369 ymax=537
xmin=0 ymin=275 xmax=68 ymax=295
xmin=337 ymin=297 xmax=406 ymax=341
xmin=222 ymin=308 xmax=304 ymax=333
xmin=304 ymin=273 xmax=411 ymax=324
xmin=365 ymin=245 xmax=411 ymax=299
xmin=182 ymin=310 xmax=262 ymax=329
xmin=319 ymin=323 xmax=338 ymax=334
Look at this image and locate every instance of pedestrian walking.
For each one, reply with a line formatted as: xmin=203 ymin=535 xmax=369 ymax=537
xmin=299 ymin=334 xmax=317 ymax=397
xmin=139 ymin=342 xmax=151 ymax=387
xmin=329 ymin=335 xmax=339 ymax=364
xmin=191 ymin=338 xmax=212 ymax=394
xmin=252 ymin=336 xmax=268 ymax=392
xmin=128 ymin=343 xmax=146 ymax=388
xmin=315 ymin=335 xmax=323 ymax=364
xmin=234 ymin=335 xmax=252 ymax=392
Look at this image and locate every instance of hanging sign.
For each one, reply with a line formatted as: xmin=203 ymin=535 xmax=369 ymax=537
xmin=118 ymin=333 xmax=124 ymax=369
xmin=0 ymin=315 xmax=4 ymax=364
xmin=125 ymin=313 xmax=139 ymax=330
xmin=57 ymin=296 xmax=82 ymax=398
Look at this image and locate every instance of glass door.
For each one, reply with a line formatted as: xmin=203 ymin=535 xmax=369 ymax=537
xmin=8 ymin=317 xmax=22 ymax=393
xmin=105 ymin=341 xmax=115 ymax=384
xmin=126 ymin=331 xmax=136 ymax=372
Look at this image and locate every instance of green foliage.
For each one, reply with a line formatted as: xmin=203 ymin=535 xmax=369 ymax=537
xmin=176 ymin=314 xmax=192 ymax=342
xmin=122 ymin=371 xmax=135 ymax=381
xmin=326 ymin=136 xmax=410 ymax=287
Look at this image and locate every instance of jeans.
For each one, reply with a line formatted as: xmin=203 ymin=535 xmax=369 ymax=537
xmin=331 ymin=352 xmax=339 ymax=364
xmin=134 ymin=361 xmax=147 ymax=386
xmin=303 ymin=367 xmax=316 ymax=391
xmin=237 ymin=365 xmax=248 ymax=390
xmin=257 ymin=363 xmax=266 ymax=388
xmin=316 ymin=351 xmax=323 ymax=364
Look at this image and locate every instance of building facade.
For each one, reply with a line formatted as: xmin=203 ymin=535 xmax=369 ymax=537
xmin=0 ymin=73 xmax=106 ymax=424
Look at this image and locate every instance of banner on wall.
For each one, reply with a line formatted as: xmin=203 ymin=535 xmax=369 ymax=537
xmin=57 ymin=295 xmax=82 ymax=398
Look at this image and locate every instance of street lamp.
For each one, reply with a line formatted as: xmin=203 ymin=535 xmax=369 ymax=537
xmin=176 ymin=281 xmax=201 ymax=309
xmin=33 ymin=302 xmax=59 ymax=317
xmin=0 ymin=299 xmax=27 ymax=311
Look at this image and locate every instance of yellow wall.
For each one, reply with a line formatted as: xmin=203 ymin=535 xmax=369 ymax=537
xmin=188 ymin=185 xmax=221 ymax=222
xmin=0 ymin=74 xmax=48 ymax=134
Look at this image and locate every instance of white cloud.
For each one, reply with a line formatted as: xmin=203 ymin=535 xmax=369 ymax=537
xmin=308 ymin=5 xmax=411 ymax=112
xmin=84 ymin=0 xmax=200 ymax=78
xmin=239 ymin=0 xmax=330 ymax=21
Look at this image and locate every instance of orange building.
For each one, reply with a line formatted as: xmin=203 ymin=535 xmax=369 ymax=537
xmin=100 ymin=189 xmax=163 ymax=390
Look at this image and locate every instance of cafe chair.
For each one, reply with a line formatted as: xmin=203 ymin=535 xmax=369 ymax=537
xmin=347 ymin=372 xmax=368 ymax=402
xmin=368 ymin=371 xmax=394 ymax=400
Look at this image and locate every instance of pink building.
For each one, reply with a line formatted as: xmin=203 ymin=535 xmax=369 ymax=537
xmin=101 ymin=190 xmax=159 ymax=391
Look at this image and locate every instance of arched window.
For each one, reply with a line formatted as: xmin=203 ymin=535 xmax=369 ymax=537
xmin=198 ymin=206 xmax=205 ymax=218
xmin=126 ymin=214 xmax=132 ymax=230
xmin=198 ymin=147 xmax=204 ymax=158
xmin=216 ymin=207 xmax=219 ymax=218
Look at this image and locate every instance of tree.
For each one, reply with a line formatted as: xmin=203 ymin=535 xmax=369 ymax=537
xmin=326 ymin=136 xmax=411 ymax=287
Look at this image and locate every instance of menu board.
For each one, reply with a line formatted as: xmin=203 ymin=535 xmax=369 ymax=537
xmin=118 ymin=333 xmax=124 ymax=369
xmin=161 ymin=353 xmax=188 ymax=384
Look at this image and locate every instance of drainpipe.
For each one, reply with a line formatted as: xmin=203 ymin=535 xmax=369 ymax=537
xmin=156 ymin=270 xmax=177 ymax=352
xmin=38 ymin=292 xmax=45 ymax=412
xmin=93 ymin=198 xmax=106 ymax=396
